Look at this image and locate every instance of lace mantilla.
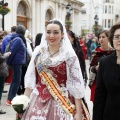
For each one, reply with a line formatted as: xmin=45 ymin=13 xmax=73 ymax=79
xmin=25 ymin=46 xmax=85 ymax=99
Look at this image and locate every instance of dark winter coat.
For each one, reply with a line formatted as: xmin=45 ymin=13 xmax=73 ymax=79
xmin=93 ymin=51 xmax=120 ymax=120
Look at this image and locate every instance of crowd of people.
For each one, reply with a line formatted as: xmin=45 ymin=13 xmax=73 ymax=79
xmin=0 ymin=18 xmax=120 ymax=120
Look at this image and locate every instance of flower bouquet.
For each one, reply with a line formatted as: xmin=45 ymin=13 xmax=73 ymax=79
xmin=0 ymin=5 xmax=10 ymax=15
xmin=11 ymin=95 xmax=30 ymax=120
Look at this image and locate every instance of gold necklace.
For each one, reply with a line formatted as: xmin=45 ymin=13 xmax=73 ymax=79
xmin=48 ymin=48 xmax=59 ymax=57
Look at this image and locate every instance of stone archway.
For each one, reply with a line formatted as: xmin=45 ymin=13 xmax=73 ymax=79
xmin=45 ymin=9 xmax=53 ymax=27
xmin=17 ymin=1 xmax=28 ymax=28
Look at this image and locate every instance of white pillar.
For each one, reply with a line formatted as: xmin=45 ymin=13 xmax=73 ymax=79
xmin=40 ymin=0 xmax=46 ymax=32
xmin=55 ymin=1 xmax=58 ymax=18
xmin=36 ymin=0 xmax=41 ymax=33
xmin=72 ymin=9 xmax=75 ymax=32
xmin=31 ymin=0 xmax=36 ymax=39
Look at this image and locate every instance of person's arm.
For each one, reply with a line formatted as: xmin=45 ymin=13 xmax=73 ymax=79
xmin=66 ymin=53 xmax=85 ymax=119
xmin=24 ymin=46 xmax=40 ymax=97
xmin=24 ymin=87 xmax=33 ymax=97
xmin=7 ymin=38 xmax=21 ymax=64
xmin=93 ymin=59 xmax=107 ymax=120
xmin=0 ymin=52 xmax=11 ymax=62
xmin=74 ymin=98 xmax=82 ymax=120
xmin=1 ymin=39 xmax=5 ymax=54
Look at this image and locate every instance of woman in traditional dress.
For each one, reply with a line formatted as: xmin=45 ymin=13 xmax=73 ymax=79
xmin=88 ymin=30 xmax=113 ymax=102
xmin=22 ymin=19 xmax=86 ymax=120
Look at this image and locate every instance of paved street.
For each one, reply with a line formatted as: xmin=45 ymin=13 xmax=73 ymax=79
xmin=0 ymin=60 xmax=93 ymax=120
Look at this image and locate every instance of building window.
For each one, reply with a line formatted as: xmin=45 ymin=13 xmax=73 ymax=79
xmin=108 ymin=19 xmax=110 ymax=28
xmin=17 ymin=2 xmax=26 ymax=16
xmin=46 ymin=9 xmax=53 ymax=21
xmin=105 ymin=19 xmax=106 ymax=28
xmin=81 ymin=8 xmax=86 ymax=14
xmin=108 ymin=6 xmax=111 ymax=14
xmin=102 ymin=19 xmax=104 ymax=27
xmin=105 ymin=6 xmax=107 ymax=13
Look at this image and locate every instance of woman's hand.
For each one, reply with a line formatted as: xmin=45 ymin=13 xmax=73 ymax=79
xmin=74 ymin=112 xmax=82 ymax=120
xmin=74 ymin=98 xmax=82 ymax=120
xmin=4 ymin=52 xmax=11 ymax=57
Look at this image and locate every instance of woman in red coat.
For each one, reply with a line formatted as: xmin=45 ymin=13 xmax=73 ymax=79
xmin=79 ymin=37 xmax=87 ymax=60
xmin=89 ymin=30 xmax=114 ymax=102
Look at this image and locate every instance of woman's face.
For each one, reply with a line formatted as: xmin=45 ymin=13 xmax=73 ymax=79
xmin=46 ymin=24 xmax=63 ymax=46
xmin=113 ymin=29 xmax=120 ymax=51
xmin=98 ymin=32 xmax=109 ymax=46
xmin=68 ymin=34 xmax=74 ymax=44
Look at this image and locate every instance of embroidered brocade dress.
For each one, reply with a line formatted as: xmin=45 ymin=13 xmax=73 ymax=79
xmin=22 ymin=47 xmax=85 ymax=120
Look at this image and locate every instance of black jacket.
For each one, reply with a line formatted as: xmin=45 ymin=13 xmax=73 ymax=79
xmin=93 ymin=51 xmax=120 ymax=120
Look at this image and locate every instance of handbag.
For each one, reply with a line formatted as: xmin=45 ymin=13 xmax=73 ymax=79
xmin=0 ymin=62 xmax=9 ymax=77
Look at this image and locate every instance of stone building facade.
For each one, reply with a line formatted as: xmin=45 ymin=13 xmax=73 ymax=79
xmin=0 ymin=0 xmax=84 ymax=38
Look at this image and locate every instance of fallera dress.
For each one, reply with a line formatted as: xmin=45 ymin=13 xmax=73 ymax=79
xmin=22 ymin=46 xmax=85 ymax=120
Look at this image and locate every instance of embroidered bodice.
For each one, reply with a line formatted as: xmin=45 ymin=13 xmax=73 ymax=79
xmin=36 ymin=62 xmax=68 ymax=102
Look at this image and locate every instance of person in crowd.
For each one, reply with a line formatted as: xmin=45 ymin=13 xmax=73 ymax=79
xmin=0 ymin=30 xmax=9 ymax=93
xmin=86 ymin=36 xmax=92 ymax=60
xmin=35 ymin=33 xmax=43 ymax=47
xmin=22 ymin=19 xmax=85 ymax=120
xmin=5 ymin=25 xmax=27 ymax=105
xmin=24 ymin=30 xmax=33 ymax=56
xmin=0 ymin=52 xmax=11 ymax=114
xmin=67 ymin=30 xmax=90 ymax=115
xmin=93 ymin=22 xmax=120 ymax=120
xmin=1 ymin=26 xmax=16 ymax=85
xmin=17 ymin=30 xmax=33 ymax=95
xmin=1 ymin=26 xmax=16 ymax=54
xmin=90 ymin=37 xmax=97 ymax=54
xmin=67 ymin=30 xmax=88 ymax=86
xmin=0 ymin=30 xmax=4 ymax=53
xmin=0 ymin=30 xmax=11 ymax=114
xmin=79 ymin=36 xmax=87 ymax=60
xmin=4 ymin=30 xmax=10 ymax=36
xmin=88 ymin=30 xmax=114 ymax=102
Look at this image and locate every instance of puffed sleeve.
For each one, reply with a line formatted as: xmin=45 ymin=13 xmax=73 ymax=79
xmin=66 ymin=52 xmax=85 ymax=99
xmin=24 ymin=46 xmax=40 ymax=89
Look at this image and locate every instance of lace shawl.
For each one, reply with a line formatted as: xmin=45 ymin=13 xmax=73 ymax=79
xmin=25 ymin=45 xmax=85 ymax=99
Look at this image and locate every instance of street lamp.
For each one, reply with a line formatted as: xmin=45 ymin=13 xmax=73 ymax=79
xmin=65 ymin=3 xmax=73 ymax=31
xmin=94 ymin=14 xmax=99 ymax=26
xmin=94 ymin=14 xmax=99 ymax=36
xmin=66 ymin=3 xmax=73 ymax=20
xmin=0 ymin=0 xmax=9 ymax=31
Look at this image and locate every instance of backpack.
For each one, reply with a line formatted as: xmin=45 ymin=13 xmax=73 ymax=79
xmin=5 ymin=39 xmax=14 ymax=53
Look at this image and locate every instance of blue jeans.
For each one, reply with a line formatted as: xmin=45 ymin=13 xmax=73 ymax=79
xmin=8 ymin=65 xmax=22 ymax=101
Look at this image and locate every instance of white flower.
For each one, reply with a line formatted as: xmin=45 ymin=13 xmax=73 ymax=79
xmin=11 ymin=95 xmax=30 ymax=110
